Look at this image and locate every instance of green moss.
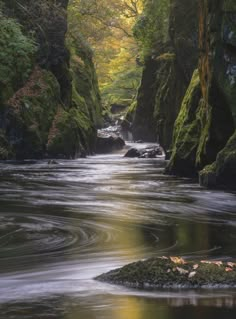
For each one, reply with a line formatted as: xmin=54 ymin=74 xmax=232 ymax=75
xmin=6 ymin=68 xmax=60 ymax=159
xmin=132 ymin=0 xmax=198 ymax=149
xmin=133 ymin=0 xmax=170 ymax=59
xmin=0 ymin=10 xmax=36 ymax=104
xmin=47 ymin=106 xmax=96 ymax=158
xmin=200 ymin=130 xmax=236 ymax=188
xmin=199 ymin=162 xmax=217 ymax=188
xmin=0 ymin=130 xmax=11 ymax=159
xmin=223 ymin=0 xmax=236 ymax=11
xmin=68 ymin=33 xmax=103 ymax=128
xmin=166 ymin=70 xmax=202 ymax=176
xmin=125 ymin=100 xmax=137 ymax=124
xmin=96 ymin=257 xmax=236 ymax=289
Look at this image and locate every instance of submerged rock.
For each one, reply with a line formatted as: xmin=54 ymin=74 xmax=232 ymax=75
xmin=96 ymin=257 xmax=236 ymax=289
xmin=124 ymin=145 xmax=163 ymax=158
xmin=96 ymin=131 xmax=125 ymax=154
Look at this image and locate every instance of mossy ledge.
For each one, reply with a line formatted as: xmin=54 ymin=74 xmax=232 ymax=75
xmin=95 ymin=257 xmax=236 ymax=289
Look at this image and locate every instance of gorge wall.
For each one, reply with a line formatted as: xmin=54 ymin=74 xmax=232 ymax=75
xmin=131 ymin=0 xmax=198 ymax=150
xmin=131 ymin=0 xmax=236 ymax=188
xmin=167 ymin=0 xmax=236 ymax=188
xmin=0 ymin=0 xmax=102 ymax=159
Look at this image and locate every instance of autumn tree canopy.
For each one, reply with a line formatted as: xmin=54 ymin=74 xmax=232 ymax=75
xmin=68 ymin=0 xmax=143 ymax=107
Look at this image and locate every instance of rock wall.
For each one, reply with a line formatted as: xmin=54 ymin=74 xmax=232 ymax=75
xmin=0 ymin=0 xmax=102 ymax=159
xmin=167 ymin=0 xmax=236 ymax=188
xmin=131 ymin=0 xmax=198 ymax=150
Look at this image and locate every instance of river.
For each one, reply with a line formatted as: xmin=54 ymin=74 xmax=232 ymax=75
xmin=0 ymin=143 xmax=236 ymax=319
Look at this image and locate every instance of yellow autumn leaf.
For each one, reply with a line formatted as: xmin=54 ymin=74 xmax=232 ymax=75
xmin=170 ymin=257 xmax=186 ymax=265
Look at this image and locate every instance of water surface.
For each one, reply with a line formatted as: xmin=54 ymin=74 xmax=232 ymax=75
xmin=0 ymin=144 xmax=236 ymax=318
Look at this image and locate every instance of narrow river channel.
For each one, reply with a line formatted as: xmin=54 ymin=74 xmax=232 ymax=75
xmin=0 ymin=143 xmax=236 ymax=319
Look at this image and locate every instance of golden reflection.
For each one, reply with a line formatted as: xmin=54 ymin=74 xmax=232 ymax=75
xmin=110 ymin=297 xmax=171 ymax=319
xmin=176 ymin=222 xmax=209 ymax=253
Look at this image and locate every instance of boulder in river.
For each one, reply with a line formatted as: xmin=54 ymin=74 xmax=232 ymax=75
xmin=96 ymin=257 xmax=236 ymax=289
xmin=96 ymin=131 xmax=125 ymax=154
xmin=124 ymin=145 xmax=163 ymax=158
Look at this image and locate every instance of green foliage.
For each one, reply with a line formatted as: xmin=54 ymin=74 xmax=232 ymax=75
xmin=133 ymin=0 xmax=170 ymax=59
xmin=101 ymin=67 xmax=142 ymax=107
xmin=0 ymin=11 xmax=36 ymax=103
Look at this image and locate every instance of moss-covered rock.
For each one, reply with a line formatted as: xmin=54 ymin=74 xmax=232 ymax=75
xmin=0 ymin=0 xmax=103 ymax=159
xmin=132 ymin=0 xmax=198 ymax=150
xmin=5 ymin=67 xmax=60 ymax=159
xmin=96 ymin=257 xmax=236 ymax=289
xmin=2 ymin=0 xmax=71 ymax=105
xmin=200 ymin=130 xmax=236 ymax=188
xmin=47 ymin=84 xmax=97 ymax=158
xmin=196 ymin=0 xmax=235 ymax=168
xmin=68 ymin=33 xmax=103 ymax=129
xmin=167 ymin=0 xmax=236 ymax=183
xmin=166 ymin=70 xmax=202 ymax=176
xmin=47 ymin=107 xmax=95 ymax=158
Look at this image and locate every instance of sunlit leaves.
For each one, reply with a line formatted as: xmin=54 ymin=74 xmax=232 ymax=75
xmin=170 ymin=257 xmax=186 ymax=265
xmin=68 ymin=0 xmax=143 ymax=105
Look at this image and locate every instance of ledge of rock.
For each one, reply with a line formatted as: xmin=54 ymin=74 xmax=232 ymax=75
xmin=124 ymin=145 xmax=163 ymax=158
xmin=96 ymin=257 xmax=236 ymax=289
xmin=96 ymin=130 xmax=125 ymax=154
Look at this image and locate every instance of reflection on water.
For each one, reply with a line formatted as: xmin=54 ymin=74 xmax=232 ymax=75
xmin=0 ymin=144 xmax=236 ymax=318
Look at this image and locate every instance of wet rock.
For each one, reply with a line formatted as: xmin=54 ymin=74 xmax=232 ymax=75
xmin=96 ymin=131 xmax=125 ymax=154
xmin=124 ymin=148 xmax=140 ymax=158
xmin=111 ymin=104 xmax=127 ymax=114
xmin=48 ymin=159 xmax=59 ymax=165
xmin=96 ymin=257 xmax=236 ymax=289
xmin=124 ymin=145 xmax=163 ymax=158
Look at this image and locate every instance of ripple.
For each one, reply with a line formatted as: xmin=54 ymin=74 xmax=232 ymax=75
xmin=0 ymin=150 xmax=236 ymax=318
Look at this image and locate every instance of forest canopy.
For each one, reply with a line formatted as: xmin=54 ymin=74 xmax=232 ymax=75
xmin=68 ymin=0 xmax=144 ymax=107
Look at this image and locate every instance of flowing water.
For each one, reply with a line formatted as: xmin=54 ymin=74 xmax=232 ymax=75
xmin=0 ymin=143 xmax=236 ymax=319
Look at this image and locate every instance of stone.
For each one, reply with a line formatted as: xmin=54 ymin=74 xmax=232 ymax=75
xmin=124 ymin=145 xmax=163 ymax=158
xmin=96 ymin=131 xmax=125 ymax=154
xmin=96 ymin=256 xmax=236 ymax=289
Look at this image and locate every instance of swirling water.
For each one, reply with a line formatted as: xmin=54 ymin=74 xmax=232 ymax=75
xmin=0 ymin=143 xmax=236 ymax=319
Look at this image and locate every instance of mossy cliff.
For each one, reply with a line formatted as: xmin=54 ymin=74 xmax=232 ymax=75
xmin=167 ymin=0 xmax=236 ymax=187
xmin=0 ymin=0 xmax=102 ymax=159
xmin=131 ymin=0 xmax=198 ymax=150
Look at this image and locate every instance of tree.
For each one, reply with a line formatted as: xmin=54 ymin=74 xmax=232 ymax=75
xmin=68 ymin=0 xmax=143 ymax=106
